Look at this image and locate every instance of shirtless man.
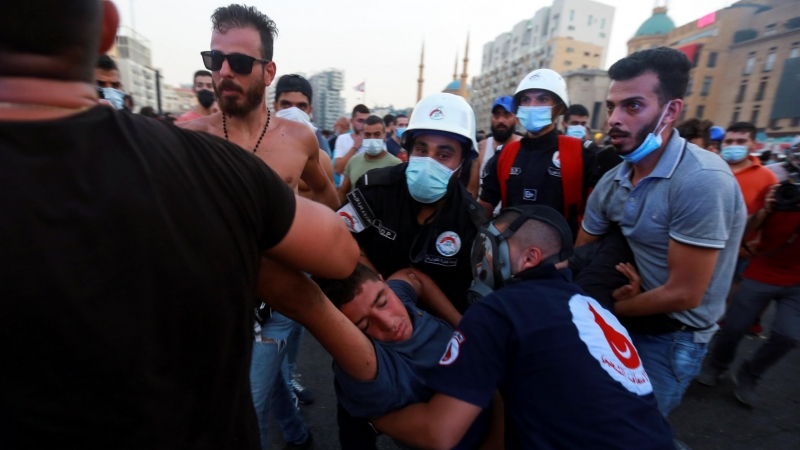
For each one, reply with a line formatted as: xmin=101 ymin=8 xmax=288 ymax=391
xmin=178 ymin=5 xmax=338 ymax=449
xmin=179 ymin=5 xmax=339 ymax=211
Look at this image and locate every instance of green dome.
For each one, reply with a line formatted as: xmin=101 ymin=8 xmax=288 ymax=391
xmin=635 ymin=10 xmax=675 ymax=37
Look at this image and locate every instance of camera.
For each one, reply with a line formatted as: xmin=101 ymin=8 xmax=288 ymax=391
xmin=773 ymin=181 xmax=800 ymax=212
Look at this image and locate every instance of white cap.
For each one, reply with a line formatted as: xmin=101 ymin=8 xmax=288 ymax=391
xmin=401 ymin=93 xmax=478 ymax=158
xmin=514 ymin=69 xmax=570 ymax=109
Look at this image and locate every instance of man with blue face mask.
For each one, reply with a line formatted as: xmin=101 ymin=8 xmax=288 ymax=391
xmin=478 ymin=69 xmax=598 ymax=237
xmin=333 ymin=92 xmax=486 ymax=449
xmin=95 ymin=55 xmax=126 ymax=110
xmin=579 ymin=47 xmax=746 ymax=417
xmin=562 ymin=104 xmax=592 ymax=140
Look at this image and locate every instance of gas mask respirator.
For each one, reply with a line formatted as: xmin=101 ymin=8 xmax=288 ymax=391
xmin=467 ymin=206 xmax=574 ymax=304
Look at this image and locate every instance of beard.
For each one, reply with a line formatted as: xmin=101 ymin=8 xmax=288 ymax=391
xmin=611 ymin=111 xmax=662 ymax=155
xmin=214 ymin=78 xmax=265 ymax=118
xmin=491 ymin=124 xmax=514 ymax=143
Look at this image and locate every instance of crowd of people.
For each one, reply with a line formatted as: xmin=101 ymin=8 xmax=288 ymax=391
xmin=2 ymin=1 xmax=799 ymax=450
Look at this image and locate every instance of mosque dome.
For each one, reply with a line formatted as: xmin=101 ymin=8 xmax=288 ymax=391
xmin=635 ymin=7 xmax=675 ymax=37
xmin=444 ymin=80 xmax=470 ymax=91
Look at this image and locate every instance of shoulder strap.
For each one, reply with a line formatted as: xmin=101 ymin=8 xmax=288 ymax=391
xmin=497 ymin=140 xmax=523 ymax=208
xmin=558 ymin=135 xmax=584 ymax=220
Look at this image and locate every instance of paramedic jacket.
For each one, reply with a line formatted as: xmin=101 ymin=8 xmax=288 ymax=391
xmin=427 ymin=265 xmax=675 ymax=449
xmin=339 ymin=163 xmax=486 ymax=313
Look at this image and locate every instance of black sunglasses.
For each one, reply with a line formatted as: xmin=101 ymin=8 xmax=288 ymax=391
xmin=200 ymin=51 xmax=270 ymax=75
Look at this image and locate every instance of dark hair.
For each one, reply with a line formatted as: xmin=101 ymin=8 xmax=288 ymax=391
xmin=759 ymin=150 xmax=772 ymax=164
xmin=139 ymin=106 xmax=158 ymax=118
xmin=97 ymin=54 xmax=118 ymax=71
xmin=313 ymin=264 xmax=381 ymax=309
xmin=383 ymin=114 xmax=396 ymax=126
xmin=396 ymin=114 xmax=408 ymax=120
xmin=727 ymin=122 xmax=757 ymax=141
xmin=565 ymin=104 xmax=590 ymax=122
xmin=211 ymin=4 xmax=278 ymax=60
xmin=194 ymin=70 xmax=212 ymax=81
xmin=2 ymin=1 xmax=103 ymax=80
xmin=608 ymin=47 xmax=691 ymax=105
xmin=677 ymin=118 xmax=713 ymax=148
xmin=364 ymin=115 xmax=385 ymax=128
xmin=352 ymin=104 xmax=370 ymax=117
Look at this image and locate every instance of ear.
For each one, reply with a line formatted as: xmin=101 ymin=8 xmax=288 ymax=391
xmin=264 ymin=61 xmax=277 ymax=87
xmin=662 ymin=99 xmax=683 ymax=127
xmin=517 ymin=246 xmax=543 ymax=273
xmin=100 ymin=0 xmax=120 ymax=54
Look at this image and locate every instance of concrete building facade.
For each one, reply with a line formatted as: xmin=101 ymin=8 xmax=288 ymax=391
xmin=563 ymin=69 xmax=611 ymax=131
xmin=471 ymin=0 xmax=615 ymax=130
xmin=308 ymin=69 xmax=346 ymax=130
xmin=111 ymin=27 xmax=159 ymax=113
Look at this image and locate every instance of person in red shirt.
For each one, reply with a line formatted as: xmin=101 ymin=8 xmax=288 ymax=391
xmin=697 ymin=183 xmax=800 ymax=407
xmin=176 ymin=70 xmax=218 ymax=123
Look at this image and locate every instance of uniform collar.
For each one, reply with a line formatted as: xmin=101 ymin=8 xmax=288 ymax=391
xmin=510 ymin=264 xmax=572 ymax=284
xmin=520 ymin=128 xmax=559 ymax=150
xmin=614 ymin=128 xmax=685 ymax=185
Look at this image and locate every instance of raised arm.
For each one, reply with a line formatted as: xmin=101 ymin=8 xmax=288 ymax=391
xmin=257 ymin=258 xmax=377 ymax=381
xmin=264 ymin=195 xmax=359 ymax=279
xmin=388 ymin=268 xmax=462 ymax=327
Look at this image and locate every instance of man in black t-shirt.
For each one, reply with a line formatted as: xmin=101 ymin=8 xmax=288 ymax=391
xmin=0 ymin=2 xmax=359 ymax=449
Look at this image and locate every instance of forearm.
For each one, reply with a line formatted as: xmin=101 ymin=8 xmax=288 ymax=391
xmin=315 ymin=182 xmax=341 ymax=210
xmin=334 ymin=148 xmax=357 ymax=174
xmin=399 ymin=268 xmax=462 ymax=327
xmin=745 ymin=209 xmax=769 ymax=235
xmin=575 ymin=227 xmax=602 ymax=247
xmin=614 ymin=283 xmax=700 ymax=317
xmin=373 ymin=403 xmax=456 ymax=450
xmin=478 ymin=199 xmax=495 ymax=219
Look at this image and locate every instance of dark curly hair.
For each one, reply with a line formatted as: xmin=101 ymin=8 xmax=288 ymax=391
xmin=211 ymin=4 xmax=278 ymax=60
xmin=313 ymin=264 xmax=381 ymax=309
xmin=608 ymin=47 xmax=692 ymax=106
xmin=677 ymin=118 xmax=713 ymax=148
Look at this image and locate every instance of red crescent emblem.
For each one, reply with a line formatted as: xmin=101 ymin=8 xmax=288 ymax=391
xmin=588 ymin=303 xmax=641 ymax=370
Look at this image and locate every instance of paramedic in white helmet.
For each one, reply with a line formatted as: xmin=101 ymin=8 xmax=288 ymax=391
xmin=332 ymin=92 xmax=488 ymax=449
xmin=478 ymin=68 xmax=599 ymax=236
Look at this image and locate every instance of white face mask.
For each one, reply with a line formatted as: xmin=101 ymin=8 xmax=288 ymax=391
xmin=275 ymin=107 xmax=316 ymax=131
xmin=363 ymin=139 xmax=385 ymax=156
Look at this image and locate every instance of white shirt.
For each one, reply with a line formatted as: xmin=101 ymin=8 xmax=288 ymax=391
xmin=333 ymin=133 xmax=364 ymax=160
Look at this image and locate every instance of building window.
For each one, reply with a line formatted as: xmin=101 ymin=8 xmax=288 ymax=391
xmin=736 ymin=82 xmax=747 ymax=103
xmin=792 ymin=117 xmax=800 ymax=127
xmin=751 ymin=107 xmax=760 ymax=125
xmin=584 ymin=51 xmax=590 ymax=56
xmin=770 ymin=118 xmax=781 ymax=130
xmin=764 ymin=50 xmax=777 ymax=71
xmin=679 ymin=106 xmax=688 ymax=122
xmin=601 ymin=18 xmax=606 ymax=29
xmin=791 ymin=45 xmax=800 ymax=59
xmin=755 ymin=80 xmax=768 ymax=101
xmin=707 ymin=52 xmax=718 ymax=68
xmin=697 ymin=105 xmax=705 ymax=118
xmin=569 ymin=10 xmax=574 ymax=21
xmin=764 ymin=23 xmax=777 ymax=37
xmin=686 ymin=78 xmax=694 ymax=96
xmin=732 ymin=108 xmax=740 ymax=124
xmin=600 ymin=33 xmax=606 ymax=38
xmin=568 ymin=25 xmax=575 ymax=31
xmin=744 ymin=55 xmax=756 ymax=75
xmin=564 ymin=61 xmax=572 ymax=66
xmin=700 ymin=76 xmax=712 ymax=96
xmin=567 ymin=47 xmax=574 ymax=53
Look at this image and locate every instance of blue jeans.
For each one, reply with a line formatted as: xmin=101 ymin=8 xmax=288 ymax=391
xmin=630 ymin=331 xmax=708 ymax=417
xmin=250 ymin=312 xmax=309 ymax=449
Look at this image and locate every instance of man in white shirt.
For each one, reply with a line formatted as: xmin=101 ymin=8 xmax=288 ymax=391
xmin=334 ymin=104 xmax=370 ymax=175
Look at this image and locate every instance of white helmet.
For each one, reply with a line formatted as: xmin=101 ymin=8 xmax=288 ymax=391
xmin=401 ymin=93 xmax=478 ymax=159
xmin=514 ymin=69 xmax=570 ymax=109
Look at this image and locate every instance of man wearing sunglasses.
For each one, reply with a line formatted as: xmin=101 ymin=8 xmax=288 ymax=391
xmin=180 ymin=6 xmax=339 ymax=209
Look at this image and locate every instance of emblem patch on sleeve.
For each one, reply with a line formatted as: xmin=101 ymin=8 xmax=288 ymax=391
xmin=439 ymin=331 xmax=465 ymax=365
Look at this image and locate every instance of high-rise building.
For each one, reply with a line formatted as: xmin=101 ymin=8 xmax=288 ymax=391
xmin=109 ymin=27 xmax=159 ymax=113
xmin=470 ymin=0 xmax=615 ymax=130
xmin=628 ymin=0 xmax=800 ymax=138
xmin=308 ymin=69 xmax=346 ymax=130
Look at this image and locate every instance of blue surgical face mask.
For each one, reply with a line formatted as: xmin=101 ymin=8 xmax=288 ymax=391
xmin=363 ymin=139 xmax=385 ymax=156
xmin=620 ymin=101 xmax=672 ymax=164
xmin=406 ymin=156 xmax=458 ymax=204
xmin=101 ymin=87 xmax=126 ymax=110
xmin=516 ymin=105 xmax=553 ymax=134
xmin=566 ymin=125 xmax=587 ymax=139
xmin=396 ymin=127 xmax=407 ymax=138
xmin=721 ymin=145 xmax=749 ymax=163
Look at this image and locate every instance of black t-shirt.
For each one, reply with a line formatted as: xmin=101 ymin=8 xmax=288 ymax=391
xmin=480 ymin=130 xmax=597 ymax=233
xmin=0 ymin=106 xmax=296 ymax=449
xmin=346 ymin=164 xmax=486 ymax=312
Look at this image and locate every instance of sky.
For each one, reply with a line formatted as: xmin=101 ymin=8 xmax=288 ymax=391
xmin=113 ymin=0 xmax=737 ymax=112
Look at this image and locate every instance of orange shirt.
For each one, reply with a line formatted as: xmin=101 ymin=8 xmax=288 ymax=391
xmin=733 ymin=155 xmax=778 ymax=215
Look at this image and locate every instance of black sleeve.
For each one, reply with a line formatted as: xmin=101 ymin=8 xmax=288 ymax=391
xmin=582 ymin=141 xmax=600 ymax=191
xmin=479 ymin=152 xmax=501 ymax=206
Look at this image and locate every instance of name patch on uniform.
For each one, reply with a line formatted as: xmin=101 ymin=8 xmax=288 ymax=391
xmin=523 ymin=189 xmax=537 ymax=201
xmin=548 ymin=167 xmax=562 ymax=177
xmin=552 ymin=150 xmax=562 ymax=169
xmin=337 ymin=203 xmax=366 ymax=233
xmin=439 ymin=331 xmax=465 ymax=365
xmin=569 ymin=295 xmax=653 ymax=396
xmin=436 ymin=231 xmax=461 ymax=257
xmin=510 ymin=167 xmax=522 ymax=176
xmin=346 ymin=189 xmax=376 ymax=226
xmin=424 ymin=255 xmax=458 ymax=267
xmin=374 ymin=220 xmax=397 ymax=241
